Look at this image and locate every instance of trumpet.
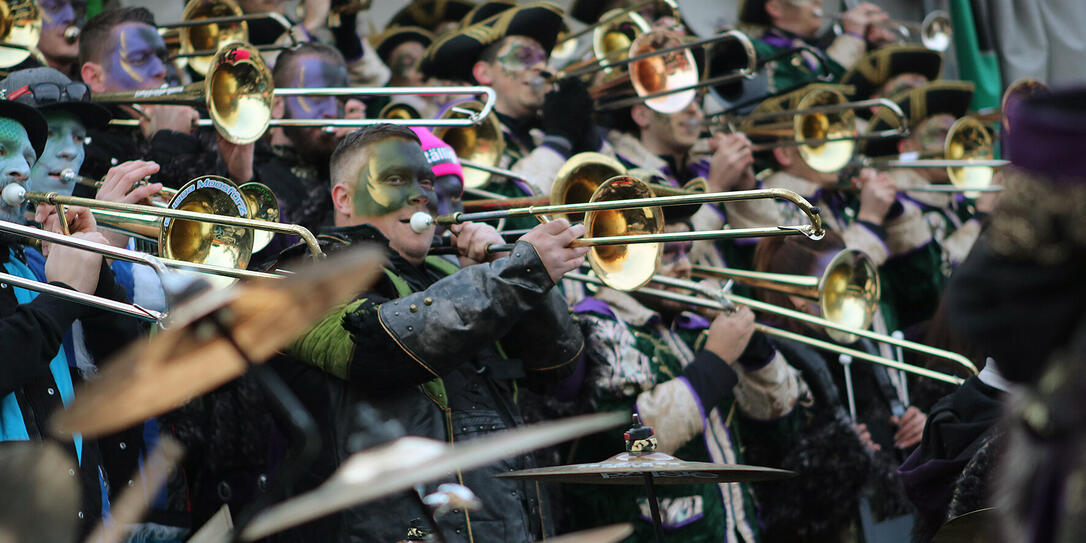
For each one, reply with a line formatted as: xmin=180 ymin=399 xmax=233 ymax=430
xmin=413 ymin=175 xmax=824 ymax=290
xmin=64 ymin=169 xmax=282 ymax=252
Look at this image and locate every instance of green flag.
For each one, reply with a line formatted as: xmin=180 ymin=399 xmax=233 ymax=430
xmin=948 ymin=0 xmax=1001 ymax=111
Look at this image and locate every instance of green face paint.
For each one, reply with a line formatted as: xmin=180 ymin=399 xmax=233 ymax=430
xmin=0 ymin=117 xmax=36 ymax=223
xmin=351 ymin=138 xmax=435 ymax=218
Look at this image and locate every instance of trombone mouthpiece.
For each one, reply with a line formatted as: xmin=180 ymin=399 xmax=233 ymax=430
xmin=2 ymin=183 xmax=27 ymax=206
xmin=410 ymin=212 xmax=434 ymax=233
xmin=64 ymin=26 xmax=80 ymax=42
xmin=60 ymin=169 xmax=78 ymax=185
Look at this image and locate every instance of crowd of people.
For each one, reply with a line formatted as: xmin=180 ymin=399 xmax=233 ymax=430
xmin=0 ymin=1 xmax=1083 ymax=543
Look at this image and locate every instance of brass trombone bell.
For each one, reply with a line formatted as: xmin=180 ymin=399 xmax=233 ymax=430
xmin=65 ymin=169 xmax=282 ymax=253
xmin=378 ymin=101 xmax=422 ymax=120
xmin=691 ymin=250 xmax=879 ymax=344
xmin=431 ymin=99 xmax=504 ymax=189
xmin=972 ymin=77 xmax=1050 ymax=132
xmin=93 ymin=42 xmax=273 ymax=145
xmin=0 ymin=0 xmax=41 ymax=68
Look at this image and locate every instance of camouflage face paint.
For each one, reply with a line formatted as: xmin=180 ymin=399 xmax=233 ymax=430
xmin=284 ymin=56 xmax=349 ymax=120
xmin=351 ymin=138 xmax=435 ymax=218
xmin=30 ymin=112 xmax=86 ymax=197
xmin=105 ymin=23 xmax=169 ymax=90
xmin=0 ymin=118 xmax=37 ymax=223
xmin=494 ymin=37 xmax=547 ymax=76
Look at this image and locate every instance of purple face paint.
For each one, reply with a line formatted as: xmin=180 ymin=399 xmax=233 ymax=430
xmin=40 ymin=0 xmax=78 ymax=32
xmin=284 ymin=56 xmax=350 ymax=120
xmin=105 ymin=23 xmax=169 ymax=91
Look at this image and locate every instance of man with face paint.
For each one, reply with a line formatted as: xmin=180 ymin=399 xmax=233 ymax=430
xmin=564 ymin=214 xmax=809 ymax=542
xmin=0 ymin=96 xmax=142 ymax=539
xmin=867 ymin=82 xmax=992 ymax=282
xmin=726 ymin=83 xmax=938 ymax=334
xmin=76 ymin=8 xmax=253 ymax=190
xmin=274 ymin=124 xmax=587 ymax=542
xmin=29 ymin=0 xmax=85 ymax=77
xmin=738 ymin=0 xmax=896 ymax=92
xmin=422 ymin=4 xmax=603 ymax=223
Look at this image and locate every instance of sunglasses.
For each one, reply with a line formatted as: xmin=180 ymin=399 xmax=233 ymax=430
xmin=8 ymin=82 xmax=91 ymax=105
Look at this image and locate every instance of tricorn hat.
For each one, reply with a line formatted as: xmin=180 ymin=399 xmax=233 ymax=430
xmin=420 ymin=2 xmax=565 ymax=83
xmin=388 ymin=0 xmax=477 ymax=33
xmin=840 ymin=45 xmax=943 ymax=101
xmin=865 ymin=80 xmax=974 ymax=157
xmin=373 ymin=26 xmax=435 ymax=66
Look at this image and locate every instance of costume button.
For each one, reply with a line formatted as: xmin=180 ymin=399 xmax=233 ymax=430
xmin=78 ymin=511 xmax=84 ymax=519
xmin=409 ymin=304 xmax=418 ymax=313
xmin=47 ymin=388 xmax=55 ymax=396
xmin=68 ymin=469 xmax=76 ymax=476
xmin=407 ymin=326 xmax=413 ymax=331
xmin=424 ymin=297 xmax=433 ymax=305
xmin=119 ymin=442 xmax=126 ymax=450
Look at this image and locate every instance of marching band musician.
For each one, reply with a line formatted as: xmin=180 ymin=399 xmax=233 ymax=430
xmin=562 ymin=212 xmax=810 ymax=542
xmin=749 ymin=233 xmax=920 ymax=542
xmin=77 ymin=8 xmax=253 ymax=190
xmin=840 ymin=45 xmax=944 ymax=105
xmin=0 ymin=95 xmax=136 ymax=540
xmin=419 ymin=2 xmax=604 ymax=228
xmin=866 ymin=81 xmax=995 ymax=281
xmin=605 ymin=98 xmax=760 ymax=268
xmin=272 ymin=124 xmax=587 ymax=542
xmin=738 ymin=0 xmax=897 ymax=91
xmin=727 ymin=83 xmax=937 ymax=334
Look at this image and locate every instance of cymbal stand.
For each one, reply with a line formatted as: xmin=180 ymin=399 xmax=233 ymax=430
xmin=196 ymin=311 xmax=321 ymax=543
xmin=624 ymin=414 xmax=665 ymax=543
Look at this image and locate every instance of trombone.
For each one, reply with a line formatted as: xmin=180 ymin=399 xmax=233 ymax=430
xmin=2 ymin=177 xmax=315 ymax=283
xmin=107 ymin=86 xmax=499 ymax=138
xmin=857 ymin=117 xmax=1007 ymax=193
xmin=712 ymin=86 xmax=910 ymax=173
xmin=825 ymin=9 xmax=953 ymax=52
xmin=93 ymin=41 xmax=273 ymax=145
xmin=413 ymin=175 xmax=824 ymax=290
xmin=64 ymin=169 xmax=282 ymax=252
xmin=0 ymin=219 xmax=169 ymax=322
xmin=0 ymin=0 xmax=43 ymax=68
xmin=163 ymin=0 xmax=300 ymax=74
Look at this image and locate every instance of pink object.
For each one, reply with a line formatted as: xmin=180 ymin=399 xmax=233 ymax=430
xmin=412 ymin=127 xmax=464 ymax=192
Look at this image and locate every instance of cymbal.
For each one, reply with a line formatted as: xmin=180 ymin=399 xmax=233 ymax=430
xmin=545 ymin=524 xmax=634 ymax=543
xmin=50 ymin=245 xmax=386 ymax=438
xmin=496 ymin=451 xmax=795 ymax=485
xmin=931 ymin=507 xmax=998 ymax=543
xmin=240 ymin=412 xmax=628 ymax=541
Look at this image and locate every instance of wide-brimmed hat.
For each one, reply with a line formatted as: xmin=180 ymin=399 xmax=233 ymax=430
xmin=459 ymin=1 xmax=518 ymax=26
xmin=841 ymin=45 xmax=944 ymax=101
xmin=865 ymin=80 xmax=974 ymax=157
xmin=420 ymin=2 xmax=564 ymax=83
xmin=0 ymin=67 xmax=111 ymax=136
xmin=373 ymin=26 xmax=435 ymax=66
xmin=388 ymin=0 xmax=477 ymax=33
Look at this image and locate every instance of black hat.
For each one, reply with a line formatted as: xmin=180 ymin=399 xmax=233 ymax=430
xmin=840 ymin=45 xmax=944 ymax=101
xmin=388 ymin=0 xmax=477 ymax=33
xmin=459 ymin=1 xmax=517 ymax=26
xmin=0 ymin=67 xmax=111 ymax=134
xmin=421 ymin=2 xmax=564 ymax=83
xmin=373 ymin=26 xmax=435 ymax=66
xmin=865 ymin=80 xmax=974 ymax=157
xmin=738 ymin=0 xmax=771 ymax=26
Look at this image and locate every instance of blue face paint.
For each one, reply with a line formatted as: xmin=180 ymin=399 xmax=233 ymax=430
xmin=105 ymin=23 xmax=169 ymax=91
xmin=0 ymin=118 xmax=37 ymax=223
xmin=284 ymin=56 xmax=349 ymax=120
xmin=30 ymin=112 xmax=86 ymax=197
